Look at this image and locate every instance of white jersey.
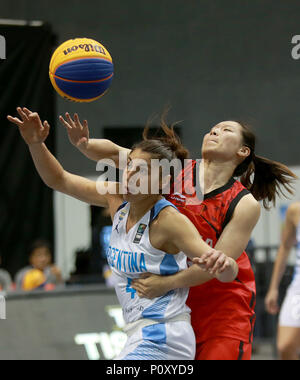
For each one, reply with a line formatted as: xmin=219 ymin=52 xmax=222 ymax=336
xmin=279 ymin=221 xmax=300 ymax=328
xmin=107 ymin=198 xmax=191 ymax=325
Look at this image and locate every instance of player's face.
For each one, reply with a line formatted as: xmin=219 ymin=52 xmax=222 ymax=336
xmin=202 ymin=121 xmax=245 ymax=161
xmin=29 ymin=247 xmax=52 ymax=271
xmin=122 ymin=149 xmax=169 ymax=203
xmin=122 ymin=149 xmax=155 ymax=202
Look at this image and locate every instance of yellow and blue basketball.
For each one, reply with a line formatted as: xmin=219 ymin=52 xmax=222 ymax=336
xmin=49 ymin=38 xmax=114 ymax=102
xmin=22 ymin=269 xmax=46 ymax=291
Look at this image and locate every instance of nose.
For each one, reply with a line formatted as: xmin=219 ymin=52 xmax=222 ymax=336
xmin=125 ymin=167 xmax=137 ymax=182
xmin=210 ymin=128 xmax=219 ymax=136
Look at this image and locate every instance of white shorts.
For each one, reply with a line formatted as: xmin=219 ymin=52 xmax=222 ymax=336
xmin=279 ymin=280 xmax=300 ymax=328
xmin=115 ymin=319 xmax=196 ymax=360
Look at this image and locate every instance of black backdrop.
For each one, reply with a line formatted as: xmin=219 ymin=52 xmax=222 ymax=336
xmin=0 ymin=23 xmax=56 ymax=277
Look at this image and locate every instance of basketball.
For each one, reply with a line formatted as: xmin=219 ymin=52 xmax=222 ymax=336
xmin=49 ymin=38 xmax=114 ymax=102
xmin=22 ymin=269 xmax=46 ymax=291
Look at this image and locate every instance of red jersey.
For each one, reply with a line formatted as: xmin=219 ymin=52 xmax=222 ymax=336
xmin=166 ymin=160 xmax=256 ymax=344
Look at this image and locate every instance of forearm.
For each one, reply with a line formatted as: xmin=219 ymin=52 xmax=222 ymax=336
xmin=268 ymin=247 xmax=289 ymax=291
xmin=163 ymin=265 xmax=214 ymax=292
xmin=78 ymin=139 xmax=129 ymax=164
xmin=29 ymin=143 xmax=65 ymax=189
xmin=163 ymin=258 xmax=238 ymax=292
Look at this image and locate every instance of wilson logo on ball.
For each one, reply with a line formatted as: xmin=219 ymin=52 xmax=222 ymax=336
xmin=63 ymin=43 xmax=107 ymax=56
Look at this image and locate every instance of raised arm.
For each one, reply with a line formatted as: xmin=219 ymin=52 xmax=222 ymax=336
xmin=265 ymin=203 xmax=298 ymax=315
xmin=7 ymin=108 xmax=123 ymax=217
xmin=59 ymin=113 xmax=130 ymax=166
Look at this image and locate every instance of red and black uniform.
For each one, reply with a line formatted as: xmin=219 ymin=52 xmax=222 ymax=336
xmin=166 ymin=160 xmax=256 ymax=360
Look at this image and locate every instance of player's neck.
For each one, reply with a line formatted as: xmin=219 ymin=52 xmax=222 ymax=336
xmin=201 ymin=159 xmax=235 ymax=194
xmin=129 ymin=195 xmax=163 ymax=222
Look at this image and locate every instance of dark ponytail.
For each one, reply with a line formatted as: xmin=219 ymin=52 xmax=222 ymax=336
xmin=234 ymin=122 xmax=297 ymax=209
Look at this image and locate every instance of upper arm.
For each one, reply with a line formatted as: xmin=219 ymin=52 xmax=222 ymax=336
xmin=280 ymin=203 xmax=298 ymax=250
xmin=58 ymin=172 xmax=123 ymax=215
xmin=215 ymin=194 xmax=261 ymax=260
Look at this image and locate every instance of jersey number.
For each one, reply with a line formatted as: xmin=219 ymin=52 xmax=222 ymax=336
xmin=126 ymin=278 xmax=136 ymax=299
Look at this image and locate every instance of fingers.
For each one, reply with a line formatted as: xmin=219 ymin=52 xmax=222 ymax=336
xmin=139 ymin=273 xmax=151 ymax=279
xmin=201 ymin=250 xmax=222 ymax=271
xmin=22 ymin=107 xmax=32 ymax=116
xmin=210 ymin=255 xmax=227 ymax=274
xmin=59 ymin=115 xmax=72 ymax=130
xmin=7 ymin=115 xmax=23 ymax=127
xmin=131 ymin=281 xmax=146 ymax=298
xmin=199 ymin=250 xmax=214 ymax=263
xmin=73 ymin=113 xmax=83 ymax=130
xmin=59 ymin=112 xmax=84 ymax=131
xmin=16 ymin=107 xmax=29 ymax=122
xmin=265 ymin=299 xmax=279 ymax=315
xmin=83 ymin=119 xmax=89 ymax=130
xmin=7 ymin=106 xmax=29 ymax=127
xmin=193 ymin=250 xmax=231 ymax=275
xmin=43 ymin=120 xmax=50 ymax=131
xmin=64 ymin=112 xmax=76 ymax=128
xmin=131 ymin=278 xmax=154 ymax=299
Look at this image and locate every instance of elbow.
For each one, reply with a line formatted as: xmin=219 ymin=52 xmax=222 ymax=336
xmin=44 ymin=172 xmax=65 ymax=191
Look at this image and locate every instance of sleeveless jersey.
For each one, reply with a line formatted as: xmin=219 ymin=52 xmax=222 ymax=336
xmin=166 ymin=159 xmax=256 ymax=344
xmin=107 ymin=198 xmax=191 ymax=325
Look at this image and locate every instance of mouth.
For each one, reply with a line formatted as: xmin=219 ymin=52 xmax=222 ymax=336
xmin=124 ymin=185 xmax=131 ymax=194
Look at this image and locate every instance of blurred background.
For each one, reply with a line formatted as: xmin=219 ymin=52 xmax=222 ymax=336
xmin=0 ymin=0 xmax=300 ymax=360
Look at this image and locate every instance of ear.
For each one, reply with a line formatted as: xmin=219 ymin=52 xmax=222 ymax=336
xmin=237 ymin=146 xmax=251 ymax=159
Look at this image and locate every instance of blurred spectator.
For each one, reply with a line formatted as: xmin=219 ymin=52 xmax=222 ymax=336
xmin=15 ymin=239 xmax=63 ymax=291
xmin=0 ymin=253 xmax=12 ymax=292
xmin=67 ymin=248 xmax=105 ymax=285
xmin=67 ymin=248 xmax=92 ymax=285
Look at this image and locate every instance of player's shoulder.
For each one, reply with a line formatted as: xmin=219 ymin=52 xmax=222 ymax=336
xmin=234 ymin=192 xmax=261 ymax=219
xmin=286 ymin=202 xmax=300 ymax=217
xmin=152 ymin=204 xmax=187 ymax=232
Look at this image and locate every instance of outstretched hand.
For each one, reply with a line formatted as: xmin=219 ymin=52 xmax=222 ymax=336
xmin=59 ymin=112 xmax=89 ymax=149
xmin=7 ymin=107 xmax=50 ymax=145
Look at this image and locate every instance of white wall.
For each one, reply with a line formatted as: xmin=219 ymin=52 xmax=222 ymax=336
xmin=54 ymin=191 xmax=91 ymax=279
